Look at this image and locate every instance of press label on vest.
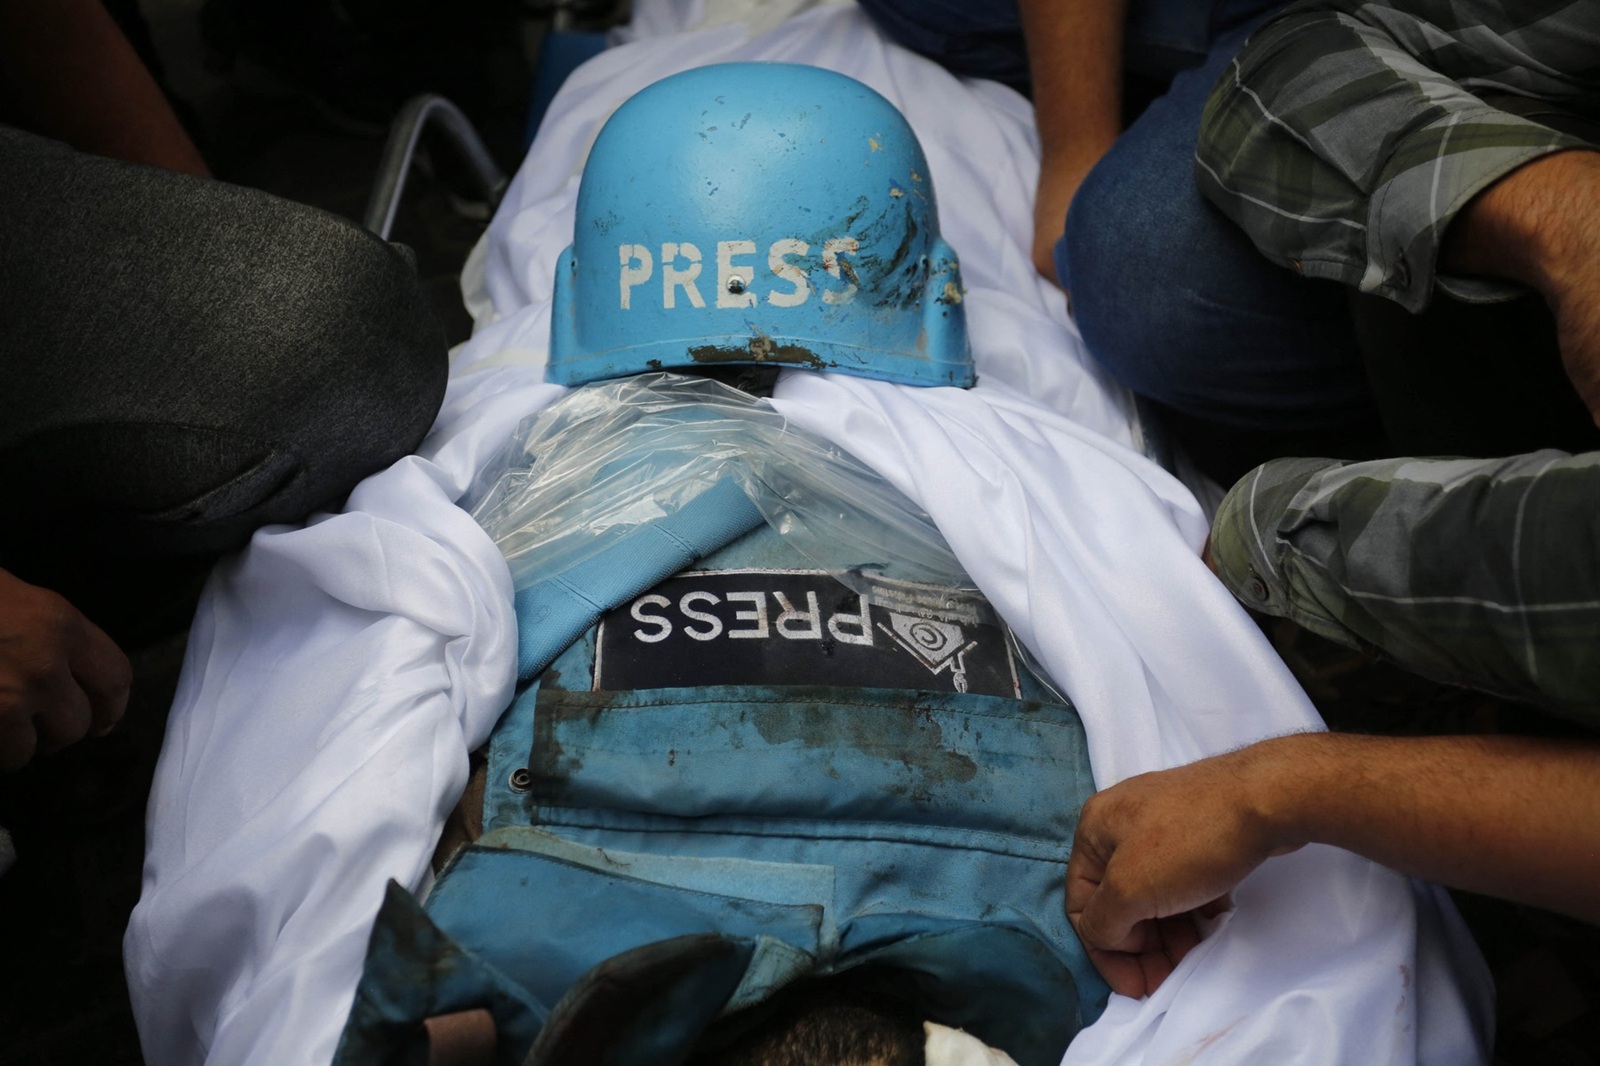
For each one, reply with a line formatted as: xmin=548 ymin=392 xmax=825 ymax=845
xmin=595 ymin=569 xmax=1019 ymax=697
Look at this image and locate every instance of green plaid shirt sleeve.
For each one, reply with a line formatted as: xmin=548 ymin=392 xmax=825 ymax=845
xmin=1195 ymin=0 xmax=1600 ymax=312
xmin=1209 ymin=452 xmax=1600 ymax=719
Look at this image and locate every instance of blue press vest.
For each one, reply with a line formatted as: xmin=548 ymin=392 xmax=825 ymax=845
xmin=337 ymin=477 xmax=1107 ymax=1066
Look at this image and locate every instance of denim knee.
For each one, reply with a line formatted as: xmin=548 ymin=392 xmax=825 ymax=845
xmin=1060 ymin=158 xmax=1213 ymax=410
xmin=1061 ymin=151 xmax=1365 ymax=432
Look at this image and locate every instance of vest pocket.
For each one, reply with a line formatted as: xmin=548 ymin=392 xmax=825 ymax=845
xmin=520 ymin=683 xmax=1092 ymax=857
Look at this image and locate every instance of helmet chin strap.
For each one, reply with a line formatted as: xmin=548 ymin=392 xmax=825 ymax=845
xmin=678 ymin=364 xmax=783 ymax=398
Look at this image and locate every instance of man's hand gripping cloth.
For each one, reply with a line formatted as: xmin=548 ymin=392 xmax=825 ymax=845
xmin=1210 ymin=450 xmax=1600 ymax=720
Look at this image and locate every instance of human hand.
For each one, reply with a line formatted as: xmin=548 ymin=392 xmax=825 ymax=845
xmin=0 ymin=569 xmax=131 ymax=771
xmin=1065 ymin=743 xmax=1304 ymax=998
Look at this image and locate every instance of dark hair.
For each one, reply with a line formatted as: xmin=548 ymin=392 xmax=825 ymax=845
xmin=689 ymin=972 xmax=926 ymax=1066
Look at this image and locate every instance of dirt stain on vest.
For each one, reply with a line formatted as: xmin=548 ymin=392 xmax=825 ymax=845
xmin=748 ymin=694 xmax=978 ymax=799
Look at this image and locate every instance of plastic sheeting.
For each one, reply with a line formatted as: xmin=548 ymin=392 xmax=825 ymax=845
xmin=468 ymin=373 xmax=971 ymax=598
xmin=126 ymin=2 xmax=1494 ymax=1064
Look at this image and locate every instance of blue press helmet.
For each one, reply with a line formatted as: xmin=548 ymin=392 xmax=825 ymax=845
xmin=548 ymin=62 xmax=972 ymax=388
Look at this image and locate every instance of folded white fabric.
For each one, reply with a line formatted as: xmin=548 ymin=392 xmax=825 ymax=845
xmin=126 ymin=2 xmax=1493 ymax=1065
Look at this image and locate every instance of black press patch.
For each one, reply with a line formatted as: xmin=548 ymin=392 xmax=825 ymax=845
xmin=594 ymin=569 xmax=1019 ymax=697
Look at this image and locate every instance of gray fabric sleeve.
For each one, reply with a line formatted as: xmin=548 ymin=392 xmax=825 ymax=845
xmin=1210 ymin=450 xmax=1600 ymax=719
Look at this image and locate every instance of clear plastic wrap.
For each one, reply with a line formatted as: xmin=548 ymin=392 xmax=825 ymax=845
xmin=464 ymin=373 xmax=972 ymax=597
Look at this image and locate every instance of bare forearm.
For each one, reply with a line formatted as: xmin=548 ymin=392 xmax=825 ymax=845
xmin=0 ymin=0 xmax=209 ymax=176
xmin=1018 ymin=0 xmax=1126 ymax=170
xmin=1017 ymin=0 xmax=1127 ymax=279
xmin=1436 ymin=148 xmax=1600 ymax=419
xmin=1261 ymin=731 xmax=1600 ymax=923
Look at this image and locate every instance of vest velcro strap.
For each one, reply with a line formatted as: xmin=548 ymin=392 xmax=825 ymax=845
xmin=513 ymin=476 xmax=765 ymax=680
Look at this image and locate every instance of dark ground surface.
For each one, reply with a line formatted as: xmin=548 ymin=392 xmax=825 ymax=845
xmin=2 ymin=3 xmax=1598 ymax=1063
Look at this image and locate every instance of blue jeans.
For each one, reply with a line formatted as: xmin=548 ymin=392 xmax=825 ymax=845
xmin=856 ymin=0 xmax=1385 ymax=482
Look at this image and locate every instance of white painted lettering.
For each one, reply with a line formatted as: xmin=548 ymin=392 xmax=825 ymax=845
xmin=662 ymin=242 xmax=705 ymax=309
xmin=717 ymin=240 xmax=758 ymax=309
xmin=774 ymin=591 xmax=822 ymax=639
xmin=766 ymin=238 xmax=810 ymax=308
xmin=827 ymin=594 xmax=874 ymax=646
xmin=680 ymin=590 xmax=724 ymax=641
xmin=631 ymin=594 xmax=672 ymax=643
xmin=726 ymin=591 xmax=770 ymax=639
xmin=619 ymin=244 xmax=653 ymax=310
xmin=822 ymin=237 xmax=860 ymax=305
